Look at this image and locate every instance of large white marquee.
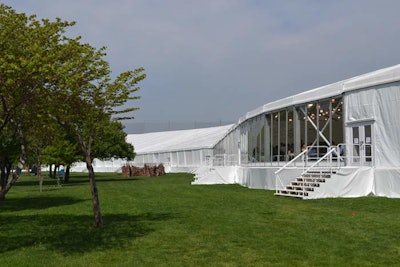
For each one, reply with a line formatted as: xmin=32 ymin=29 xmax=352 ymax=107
xmin=86 ymin=64 xmax=400 ymax=199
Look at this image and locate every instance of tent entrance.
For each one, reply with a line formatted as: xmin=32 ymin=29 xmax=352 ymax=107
xmin=350 ymin=124 xmax=373 ymax=166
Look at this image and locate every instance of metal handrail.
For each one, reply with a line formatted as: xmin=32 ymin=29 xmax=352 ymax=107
xmin=275 ymin=146 xmax=341 ymax=195
xmin=275 ymin=149 xmax=308 ymax=193
xmin=275 ymin=149 xmax=308 ymax=175
xmin=299 ymin=147 xmax=339 ymax=197
xmin=301 ymin=146 xmax=338 ymax=176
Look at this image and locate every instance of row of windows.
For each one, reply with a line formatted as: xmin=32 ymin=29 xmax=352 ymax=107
xmin=248 ymin=97 xmax=343 ymax=163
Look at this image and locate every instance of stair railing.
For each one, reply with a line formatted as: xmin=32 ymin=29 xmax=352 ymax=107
xmin=299 ymin=146 xmax=340 ymax=197
xmin=301 ymin=146 xmax=339 ymax=177
xmin=275 ymin=149 xmax=308 ymax=194
xmin=275 ymin=146 xmax=341 ymax=196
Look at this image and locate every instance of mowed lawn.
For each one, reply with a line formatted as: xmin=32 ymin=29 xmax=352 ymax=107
xmin=0 ymin=172 xmax=399 ymax=266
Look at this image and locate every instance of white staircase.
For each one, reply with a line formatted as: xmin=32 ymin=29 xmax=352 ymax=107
xmin=275 ymin=169 xmax=337 ymax=199
xmin=275 ymin=146 xmax=342 ymax=199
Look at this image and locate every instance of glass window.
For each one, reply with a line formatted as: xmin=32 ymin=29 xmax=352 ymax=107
xmin=319 ymin=100 xmax=331 ymax=146
xmin=287 ymin=109 xmax=294 ymax=160
xmin=272 ymin=112 xmax=279 ymax=161
xmin=279 ymin=110 xmax=286 ymax=161
xmin=332 ymin=97 xmax=343 ymax=145
xmin=307 ymin=103 xmax=317 ymax=146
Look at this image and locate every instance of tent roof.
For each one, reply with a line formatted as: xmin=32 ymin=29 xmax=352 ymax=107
xmin=238 ymin=64 xmax=400 ymax=123
xmin=127 ymin=124 xmax=234 ymax=154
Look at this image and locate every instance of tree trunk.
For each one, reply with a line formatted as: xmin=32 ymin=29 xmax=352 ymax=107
xmin=48 ymin=164 xmax=53 ymax=178
xmin=36 ymin=149 xmax=43 ymax=192
xmin=75 ymin=131 xmax=104 ymax=227
xmin=64 ymin=165 xmax=70 ymax=183
xmin=0 ymin=156 xmax=12 ymax=195
xmin=85 ymin=154 xmax=104 ymax=227
xmin=38 ymin=165 xmax=43 ymax=192
xmin=0 ymin=156 xmax=7 ymax=194
xmin=0 ymin=125 xmax=26 ymax=201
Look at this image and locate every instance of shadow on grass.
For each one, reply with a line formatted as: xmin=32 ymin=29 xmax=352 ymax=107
xmin=0 ymin=196 xmax=87 ymax=212
xmin=64 ymin=177 xmax=144 ymax=185
xmin=0 ymin=212 xmax=174 ymax=255
xmin=14 ymin=177 xmax=143 ymax=187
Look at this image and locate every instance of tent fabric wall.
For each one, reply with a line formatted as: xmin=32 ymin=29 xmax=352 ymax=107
xmin=308 ymin=167 xmax=375 ymax=199
xmin=127 ymin=125 xmax=234 ymax=168
xmin=374 ymin=168 xmax=400 ymax=198
xmin=235 ymin=167 xmax=277 ymax=189
xmin=191 ymin=166 xmax=400 ymax=199
xmin=192 ymin=166 xmax=238 ymax=184
xmin=70 ymin=158 xmax=127 ymax=172
xmin=345 ymin=81 xmax=400 ymax=167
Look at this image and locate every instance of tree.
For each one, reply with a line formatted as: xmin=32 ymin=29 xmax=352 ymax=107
xmin=0 ymin=5 xmax=145 ymax=227
xmin=91 ymin=120 xmax=135 ymax=161
xmin=38 ymin=130 xmax=80 ymax=183
xmin=50 ymin=65 xmax=145 ymax=227
xmin=0 ymin=4 xmax=60 ymax=199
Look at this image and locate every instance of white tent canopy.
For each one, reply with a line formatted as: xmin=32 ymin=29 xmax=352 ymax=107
xmin=128 ymin=124 xmax=234 ymax=171
xmin=127 ymin=124 xmax=234 ymax=154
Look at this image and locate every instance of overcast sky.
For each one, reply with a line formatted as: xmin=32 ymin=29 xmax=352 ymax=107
xmin=3 ymin=1 xmax=400 ymax=132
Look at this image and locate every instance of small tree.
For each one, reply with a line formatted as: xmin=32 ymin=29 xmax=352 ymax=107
xmin=45 ymin=30 xmax=145 ymax=227
xmin=0 ymin=5 xmax=75 ymax=199
xmin=0 ymin=5 xmax=145 ymax=227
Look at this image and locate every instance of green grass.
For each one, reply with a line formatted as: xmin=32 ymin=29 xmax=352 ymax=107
xmin=1 ymin=172 xmax=400 ymax=266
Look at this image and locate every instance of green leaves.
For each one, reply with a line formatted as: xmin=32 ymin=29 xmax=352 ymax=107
xmin=0 ymin=4 xmax=146 ymax=161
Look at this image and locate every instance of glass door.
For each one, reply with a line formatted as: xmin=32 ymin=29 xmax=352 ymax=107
xmin=351 ymin=124 xmax=373 ymax=166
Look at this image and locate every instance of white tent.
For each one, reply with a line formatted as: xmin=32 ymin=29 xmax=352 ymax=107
xmin=197 ymin=64 xmax=400 ymax=198
xmin=70 ymin=124 xmax=233 ymax=173
xmin=127 ymin=124 xmax=234 ymax=172
xmin=127 ymin=124 xmax=234 ymax=155
xmin=87 ymin=64 xmax=400 ymax=199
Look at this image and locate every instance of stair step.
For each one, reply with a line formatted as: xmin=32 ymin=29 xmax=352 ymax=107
xmin=296 ymin=178 xmax=326 ymax=183
xmin=281 ymin=188 xmax=312 ymax=193
xmin=290 ymin=182 xmax=319 ymax=187
xmin=275 ymin=192 xmax=304 ymax=198
xmin=275 ymin=190 xmax=309 ymax=197
xmin=302 ymin=174 xmax=332 ymax=178
xmin=287 ymin=185 xmax=315 ymax=191
xmin=305 ymin=171 xmax=336 ymax=176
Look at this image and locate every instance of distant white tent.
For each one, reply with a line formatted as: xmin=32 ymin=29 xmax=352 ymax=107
xmin=127 ymin=124 xmax=234 ymax=172
xmin=70 ymin=124 xmax=234 ymax=173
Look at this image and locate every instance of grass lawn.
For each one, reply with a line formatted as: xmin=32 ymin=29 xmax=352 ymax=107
xmin=0 ymin=172 xmax=399 ymax=266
